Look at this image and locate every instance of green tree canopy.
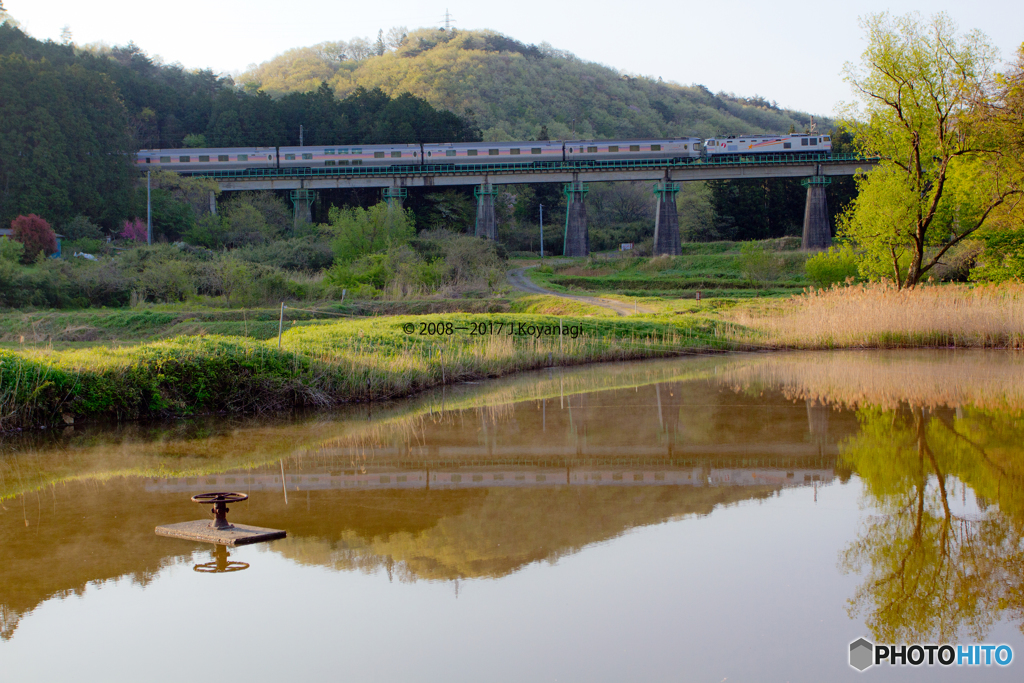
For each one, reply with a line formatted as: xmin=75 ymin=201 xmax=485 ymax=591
xmin=838 ymin=13 xmax=1021 ymax=288
xmin=328 ymin=201 xmax=416 ymax=262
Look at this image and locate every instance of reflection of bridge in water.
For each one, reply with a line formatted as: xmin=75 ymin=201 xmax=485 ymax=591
xmin=146 ymin=464 xmax=834 ymax=494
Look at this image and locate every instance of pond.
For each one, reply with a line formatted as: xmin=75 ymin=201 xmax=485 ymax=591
xmin=1 ymin=350 xmax=1022 ymax=681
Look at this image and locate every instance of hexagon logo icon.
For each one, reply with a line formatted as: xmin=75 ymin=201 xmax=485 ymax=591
xmin=850 ymin=638 xmax=874 ymax=671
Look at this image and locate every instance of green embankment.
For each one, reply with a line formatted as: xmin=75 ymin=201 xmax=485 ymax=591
xmin=0 ymin=313 xmax=731 ymax=430
xmin=0 ymin=299 xmax=516 ymax=348
xmin=530 ymin=242 xmax=810 ymax=299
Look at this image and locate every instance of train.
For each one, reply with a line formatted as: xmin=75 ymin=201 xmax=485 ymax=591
xmin=135 ymin=134 xmax=832 ymax=173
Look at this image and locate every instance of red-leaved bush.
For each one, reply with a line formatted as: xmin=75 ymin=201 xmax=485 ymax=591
xmin=11 ymin=214 xmax=57 ymax=263
xmin=120 ymin=218 xmax=148 ymax=242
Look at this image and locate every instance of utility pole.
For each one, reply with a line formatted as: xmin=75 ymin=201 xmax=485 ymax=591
xmin=146 ymin=170 xmax=152 ymax=245
xmin=299 ymin=125 xmax=304 ymax=147
xmin=539 ymin=204 xmax=544 ymax=257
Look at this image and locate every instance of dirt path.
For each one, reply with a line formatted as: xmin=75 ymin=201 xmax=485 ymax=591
xmin=507 ymin=267 xmax=649 ymax=317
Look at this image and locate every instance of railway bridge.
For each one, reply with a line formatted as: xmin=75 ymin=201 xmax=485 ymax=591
xmin=181 ymin=155 xmax=878 ymax=255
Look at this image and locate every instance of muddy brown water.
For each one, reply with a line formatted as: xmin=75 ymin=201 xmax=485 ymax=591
xmin=1 ymin=350 xmax=1022 ymax=681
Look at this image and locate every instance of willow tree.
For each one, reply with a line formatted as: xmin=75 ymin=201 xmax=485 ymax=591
xmin=839 ymin=13 xmax=1018 ymax=288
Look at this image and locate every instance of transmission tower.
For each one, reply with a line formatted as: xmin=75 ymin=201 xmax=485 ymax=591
xmin=442 ymin=8 xmax=456 ymax=32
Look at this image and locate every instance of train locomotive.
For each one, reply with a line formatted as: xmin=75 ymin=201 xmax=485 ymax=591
xmin=135 ymin=134 xmax=830 ymax=173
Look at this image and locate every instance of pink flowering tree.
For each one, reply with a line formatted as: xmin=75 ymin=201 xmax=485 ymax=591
xmin=120 ymin=218 xmax=148 ymax=242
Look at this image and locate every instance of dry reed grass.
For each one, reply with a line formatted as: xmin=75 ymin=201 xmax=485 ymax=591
xmin=729 ymin=282 xmax=1024 ymax=349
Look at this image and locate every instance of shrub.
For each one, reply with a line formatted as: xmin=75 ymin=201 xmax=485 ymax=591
xmin=63 ymin=238 xmax=106 ymax=256
xmin=61 ymin=215 xmax=105 ymax=241
xmin=329 ymin=202 xmax=416 ymax=262
xmin=738 ymin=242 xmax=784 ymax=286
xmin=11 ymin=214 xmax=57 ymax=262
xmin=184 ymin=214 xmax=229 ymax=249
xmin=0 ymin=236 xmax=25 ymax=263
xmin=805 ymin=245 xmax=860 ymax=288
xmin=234 ymin=237 xmax=334 ymax=270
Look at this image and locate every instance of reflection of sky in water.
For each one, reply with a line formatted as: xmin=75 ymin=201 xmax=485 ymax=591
xmin=2 ymin=350 xmax=1024 ymax=681
xmin=3 ymin=481 xmax=1019 ymax=682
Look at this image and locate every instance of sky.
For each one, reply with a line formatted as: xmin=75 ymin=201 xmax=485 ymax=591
xmin=5 ymin=0 xmax=1022 ymax=116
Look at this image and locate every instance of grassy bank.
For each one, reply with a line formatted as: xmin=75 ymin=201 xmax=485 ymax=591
xmin=0 ymin=298 xmax=516 ymax=349
xmin=0 ymin=313 xmax=727 ymax=431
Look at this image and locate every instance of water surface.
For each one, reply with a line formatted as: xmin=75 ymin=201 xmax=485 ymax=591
xmin=2 ymin=351 xmax=1022 ymax=681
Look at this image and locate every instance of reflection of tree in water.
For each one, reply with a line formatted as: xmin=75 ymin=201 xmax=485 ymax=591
xmin=840 ymin=405 xmax=1024 ymax=642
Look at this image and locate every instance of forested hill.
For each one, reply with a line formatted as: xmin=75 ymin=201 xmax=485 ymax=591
xmin=240 ymin=27 xmax=825 ymax=141
xmin=0 ymin=22 xmax=478 ymax=227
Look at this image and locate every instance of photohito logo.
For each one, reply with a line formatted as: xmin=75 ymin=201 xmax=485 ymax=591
xmin=849 ymin=638 xmax=1013 ymax=671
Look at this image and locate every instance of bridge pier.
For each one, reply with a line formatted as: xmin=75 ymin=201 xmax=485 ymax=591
xmin=209 ymin=191 xmax=217 ymax=216
xmin=563 ymin=181 xmax=589 ymax=257
xmin=474 ymin=183 xmax=498 ymax=240
xmin=652 ymin=180 xmax=681 ymax=255
xmin=290 ymin=188 xmax=315 ymax=229
xmin=801 ymin=175 xmax=832 ymax=250
xmin=382 ymin=186 xmax=407 ymax=209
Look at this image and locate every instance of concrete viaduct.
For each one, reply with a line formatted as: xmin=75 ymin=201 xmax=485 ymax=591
xmin=195 ymin=156 xmax=877 ymax=255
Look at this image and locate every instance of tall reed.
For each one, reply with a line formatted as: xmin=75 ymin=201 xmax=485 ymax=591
xmin=729 ymin=282 xmax=1024 ymax=349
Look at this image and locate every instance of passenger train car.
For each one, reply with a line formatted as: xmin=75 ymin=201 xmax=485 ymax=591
xmin=704 ymin=133 xmax=831 ymax=156
xmin=135 ymin=134 xmax=828 ymax=173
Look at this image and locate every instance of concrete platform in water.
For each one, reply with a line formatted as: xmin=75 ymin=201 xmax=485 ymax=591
xmin=155 ymin=521 xmax=286 ymax=546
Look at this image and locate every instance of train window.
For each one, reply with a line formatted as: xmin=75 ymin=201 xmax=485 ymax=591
xmin=325 ymin=149 xmax=335 ymax=155
xmin=179 ymin=156 xmax=190 ymax=163
xmin=510 ymin=148 xmax=520 ymax=155
xmin=391 ymin=151 xmax=402 ymax=158
xmin=352 ymin=159 xmax=362 ymax=165
xmin=144 ymin=157 xmax=151 ymax=164
xmin=800 ymin=138 xmax=808 ymax=146
xmin=325 ymin=160 xmax=336 ymax=166
xmin=339 ymin=160 xmax=349 ymax=166
xmin=446 ymin=150 xmax=456 ymax=157
xmin=694 ymin=142 xmax=701 ymax=149
xmin=237 ymin=154 xmax=248 ymax=161
xmin=587 ymin=146 xmax=598 ymax=153
xmin=783 ymin=142 xmax=792 ymax=149
xmin=218 ymin=155 xmax=229 ymax=162
xmin=198 ymin=155 xmax=210 ymax=162
xmin=809 ymin=138 xmax=817 ymax=145
xmin=352 ymin=148 xmax=362 ymax=155
xmin=651 ymin=144 xmax=661 ymax=151
xmin=339 ymin=148 xmax=349 ymax=154
xmin=531 ymin=148 xmax=541 ymax=154
xmin=285 ymin=154 xmax=296 ymax=160
xmin=608 ymin=145 xmax=619 ymax=152
xmin=630 ymin=145 xmax=640 ymax=152
xmin=374 ymin=152 xmax=385 ymax=158
xmin=467 ymin=149 xmax=478 ymax=156
xmin=489 ymin=149 xmax=499 ymax=156
xmin=823 ymin=136 xmax=830 ymax=141
xmin=160 ymin=156 xmax=171 ymax=163
xmin=302 ymin=153 xmax=313 ymax=160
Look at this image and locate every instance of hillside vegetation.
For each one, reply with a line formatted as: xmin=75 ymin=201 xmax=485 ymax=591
xmin=241 ymin=28 xmax=826 ymax=141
